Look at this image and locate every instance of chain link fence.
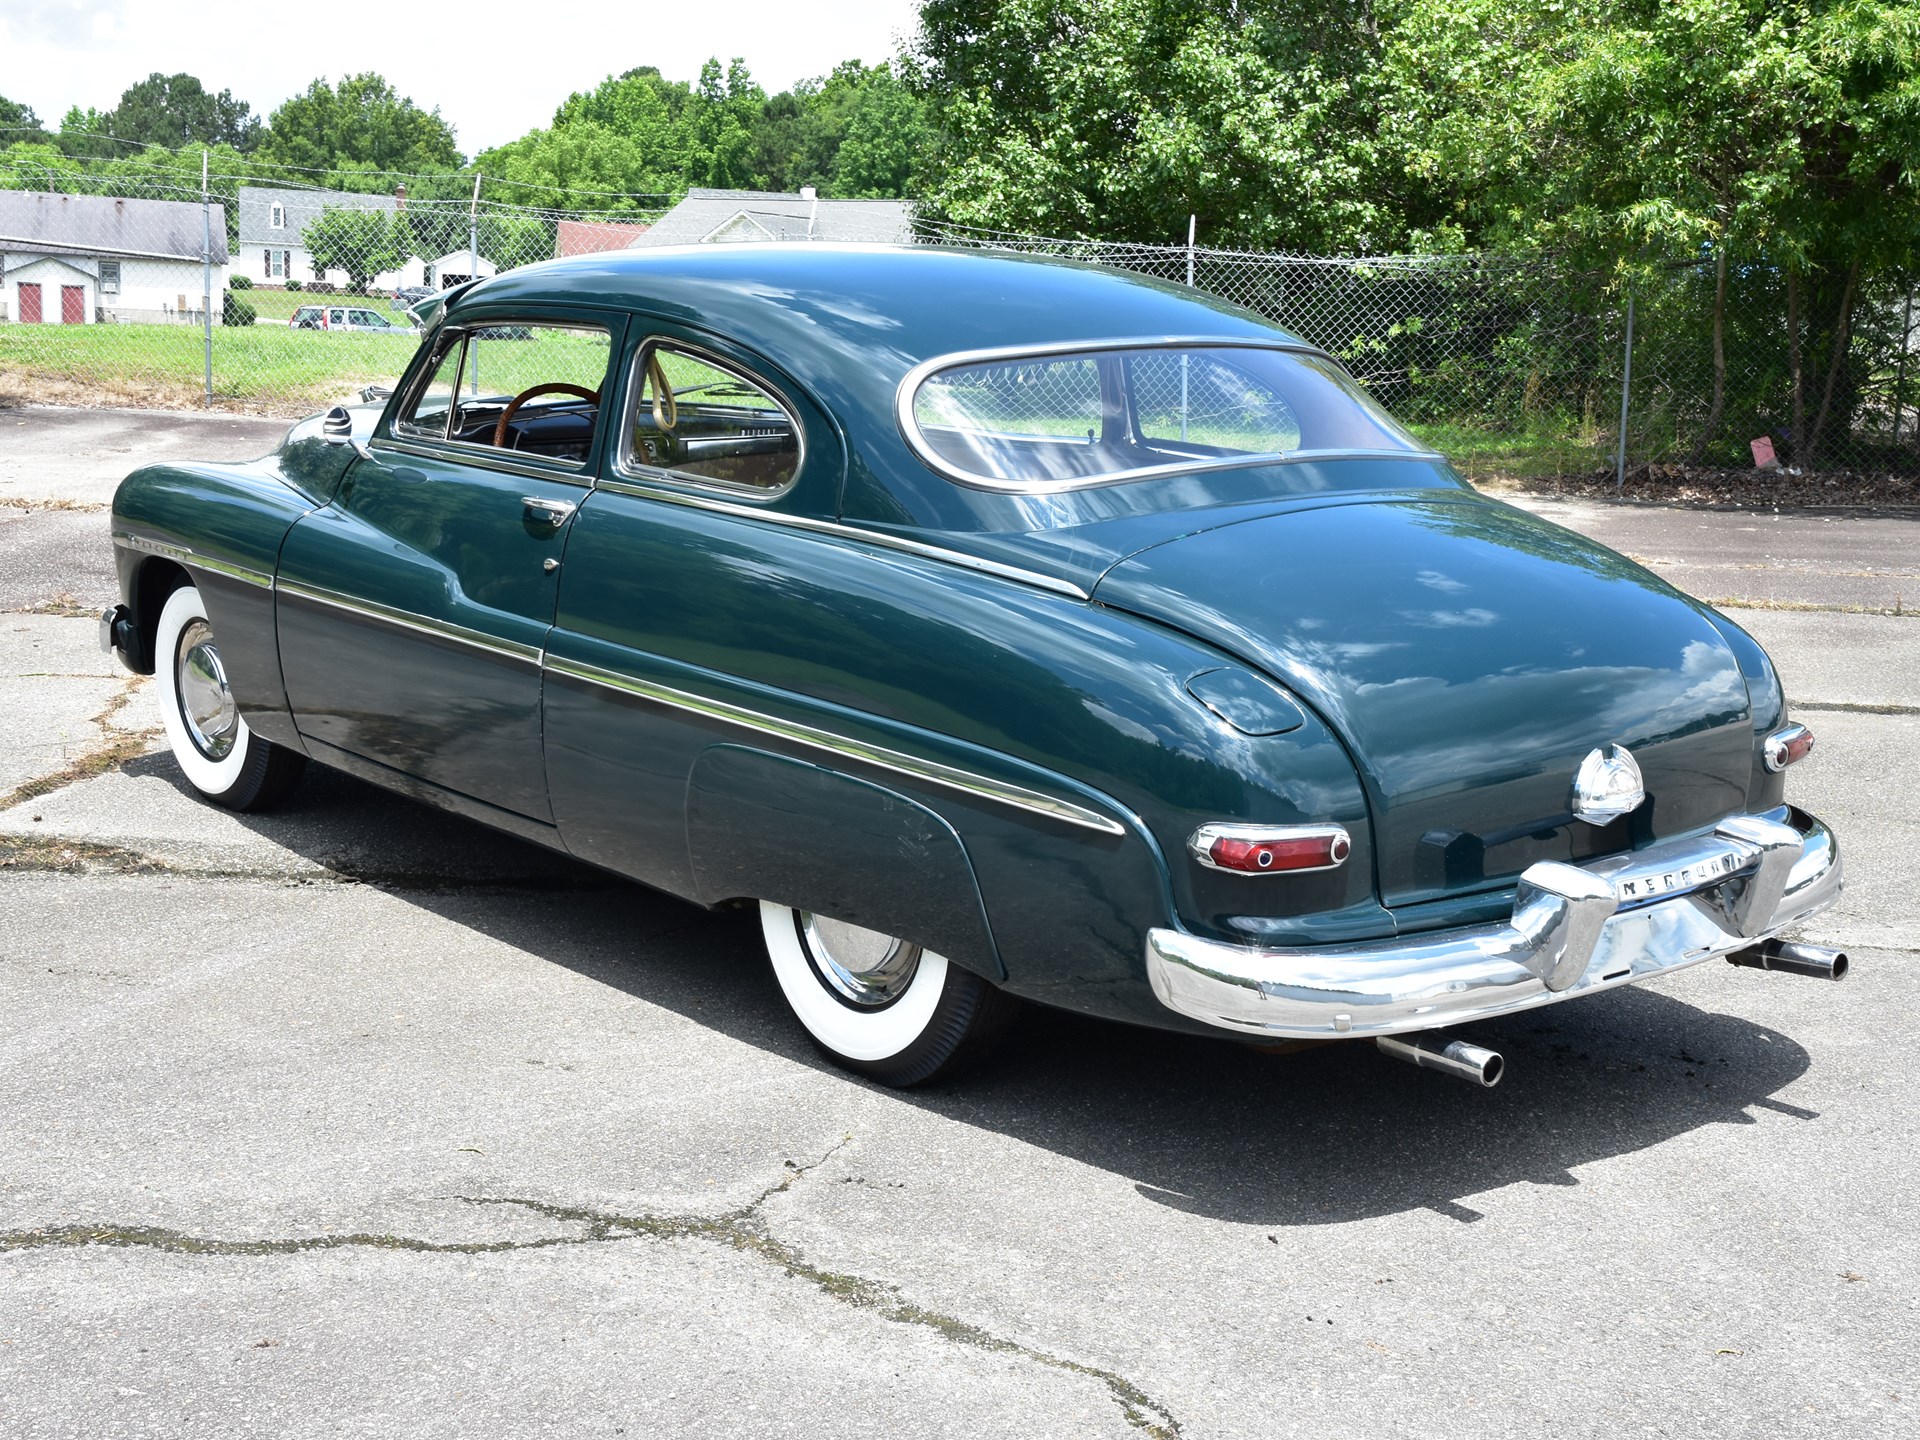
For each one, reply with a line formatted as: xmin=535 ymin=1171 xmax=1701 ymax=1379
xmin=3 ymin=162 xmax=1916 ymax=487
xmin=0 ymin=162 xmax=668 ymax=415
xmin=918 ymin=219 xmax=1920 ymax=485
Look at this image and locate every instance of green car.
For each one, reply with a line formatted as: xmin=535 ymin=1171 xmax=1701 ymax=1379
xmin=102 ymin=245 xmax=1844 ymax=1087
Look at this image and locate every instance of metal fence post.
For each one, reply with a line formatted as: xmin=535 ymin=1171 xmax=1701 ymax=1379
xmin=468 ymin=173 xmax=482 ymax=395
xmin=200 ymin=149 xmax=213 ymax=408
xmin=1893 ymin=287 xmax=1915 ymax=447
xmin=1181 ymin=215 xmax=1196 ymax=440
xmin=1614 ymin=291 xmax=1635 ymax=490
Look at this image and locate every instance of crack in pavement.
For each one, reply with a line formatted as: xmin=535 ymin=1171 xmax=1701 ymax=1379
xmin=0 ymin=1140 xmax=1182 ymax=1437
xmin=1792 ymin=699 xmax=1920 ymax=718
xmin=1704 ymin=595 xmax=1914 ymax=617
xmin=0 ymin=676 xmax=159 ymax=812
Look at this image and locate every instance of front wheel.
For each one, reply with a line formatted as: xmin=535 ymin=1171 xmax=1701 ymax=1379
xmin=759 ymin=903 xmax=1018 ymax=1086
xmin=154 ymin=584 xmax=305 ymax=812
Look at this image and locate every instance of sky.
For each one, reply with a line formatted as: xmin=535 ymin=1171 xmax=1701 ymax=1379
xmin=0 ymin=0 xmax=922 ymax=155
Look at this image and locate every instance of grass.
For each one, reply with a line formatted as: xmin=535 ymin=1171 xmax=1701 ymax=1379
xmin=1405 ymin=420 xmax=1606 ymax=484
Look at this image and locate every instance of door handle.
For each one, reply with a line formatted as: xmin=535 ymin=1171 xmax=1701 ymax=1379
xmin=521 ymin=497 xmax=576 ymax=529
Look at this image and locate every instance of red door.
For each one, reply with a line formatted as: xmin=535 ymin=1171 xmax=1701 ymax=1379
xmin=61 ymin=285 xmax=85 ymax=324
xmin=17 ymin=283 xmax=41 ymax=323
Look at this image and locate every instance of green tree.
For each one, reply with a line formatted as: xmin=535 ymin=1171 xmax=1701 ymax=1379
xmin=0 ymin=94 xmax=46 ymax=143
xmin=303 ymin=206 xmax=406 ymax=292
xmin=687 ymin=58 xmax=765 ymax=189
xmin=262 ymin=74 xmax=462 ymax=176
xmin=908 ymin=0 xmax=1426 ymax=250
xmin=1382 ymin=0 xmax=1920 ymax=461
xmin=107 ymin=72 xmax=260 ymax=151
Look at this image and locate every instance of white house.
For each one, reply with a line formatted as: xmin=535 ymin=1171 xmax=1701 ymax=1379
xmin=0 ymin=189 xmax=229 ymax=325
xmin=238 ymin=184 xmax=425 ymax=292
xmin=426 ymin=250 xmax=497 ymax=288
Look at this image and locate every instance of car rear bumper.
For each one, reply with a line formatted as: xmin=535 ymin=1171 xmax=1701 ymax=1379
xmin=1146 ymin=807 xmax=1843 ymax=1039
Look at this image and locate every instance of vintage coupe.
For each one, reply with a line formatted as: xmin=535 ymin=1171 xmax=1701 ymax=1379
xmin=103 ymin=246 xmax=1846 ymax=1087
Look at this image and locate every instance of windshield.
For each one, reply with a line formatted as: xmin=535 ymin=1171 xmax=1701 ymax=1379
xmin=903 ymin=344 xmax=1428 ymax=491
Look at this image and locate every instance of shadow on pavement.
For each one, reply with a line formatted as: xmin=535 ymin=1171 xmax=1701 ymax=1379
xmin=161 ymin=752 xmax=1817 ymax=1229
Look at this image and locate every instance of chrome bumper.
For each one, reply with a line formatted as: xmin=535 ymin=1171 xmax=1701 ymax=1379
xmin=1146 ymin=809 xmax=1843 ymax=1039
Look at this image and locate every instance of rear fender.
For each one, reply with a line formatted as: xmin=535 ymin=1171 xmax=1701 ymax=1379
xmin=686 ymin=745 xmax=1004 ymax=980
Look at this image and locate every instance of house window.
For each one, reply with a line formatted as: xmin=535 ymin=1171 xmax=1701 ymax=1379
xmin=99 ymin=260 xmax=120 ymax=295
xmin=266 ymin=250 xmax=288 ymax=280
xmin=270 ymin=203 xmax=285 ymax=229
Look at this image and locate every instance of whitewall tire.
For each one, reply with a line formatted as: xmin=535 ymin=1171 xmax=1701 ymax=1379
xmin=760 ymin=903 xmax=1018 ymax=1086
xmin=154 ymin=584 xmax=305 ymax=811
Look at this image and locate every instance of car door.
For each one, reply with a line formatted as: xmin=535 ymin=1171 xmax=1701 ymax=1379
xmin=276 ymin=310 xmax=623 ymax=824
xmin=541 ymin=327 xmax=834 ymax=889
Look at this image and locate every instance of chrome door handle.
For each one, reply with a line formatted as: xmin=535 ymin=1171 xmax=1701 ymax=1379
xmin=521 ymin=497 xmax=576 ymax=528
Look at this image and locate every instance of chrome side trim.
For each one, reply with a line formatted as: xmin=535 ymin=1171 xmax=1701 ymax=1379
xmin=544 ymin=654 xmax=1124 ymax=836
xmin=893 ymin=337 xmax=1444 ymax=495
xmin=1146 ymin=809 xmax=1844 ymax=1040
xmin=113 ymin=531 xmax=274 ymax=590
xmin=276 ymin=580 xmax=543 ymax=666
xmin=590 ymin=477 xmax=1093 ymax=601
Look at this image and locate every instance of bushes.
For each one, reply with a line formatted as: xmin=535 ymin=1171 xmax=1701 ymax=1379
xmin=221 ymin=290 xmax=257 ymax=327
xmin=229 ymin=275 xmax=253 ymax=290
xmin=284 ymin=277 xmax=302 ymax=291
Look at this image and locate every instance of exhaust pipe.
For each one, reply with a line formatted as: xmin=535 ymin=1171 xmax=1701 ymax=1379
xmin=1376 ymin=1033 xmax=1505 ymax=1088
xmin=1728 ymin=938 xmax=1849 ymax=982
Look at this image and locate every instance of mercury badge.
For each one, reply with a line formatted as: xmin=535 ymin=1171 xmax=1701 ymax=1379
xmin=1571 ymin=743 xmax=1645 ymax=825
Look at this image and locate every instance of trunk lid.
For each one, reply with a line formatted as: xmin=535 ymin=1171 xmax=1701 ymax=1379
xmin=1093 ymin=495 xmax=1756 ymax=908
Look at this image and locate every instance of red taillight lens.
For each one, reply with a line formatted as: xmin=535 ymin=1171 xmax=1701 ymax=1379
xmin=1764 ymin=724 xmax=1815 ymax=772
xmin=1191 ymin=825 xmax=1351 ymax=874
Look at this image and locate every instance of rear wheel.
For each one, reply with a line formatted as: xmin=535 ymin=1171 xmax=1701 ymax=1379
xmin=154 ymin=584 xmax=305 ymax=812
xmin=759 ymin=902 xmax=1018 ymax=1086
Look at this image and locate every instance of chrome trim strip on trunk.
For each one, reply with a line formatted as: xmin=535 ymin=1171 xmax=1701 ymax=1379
xmin=275 ymin=579 xmax=544 ymax=666
xmin=589 ymin=478 xmax=1092 ymax=601
xmin=113 ymin=531 xmax=275 ymax=590
xmin=1146 ymin=809 xmax=1844 ymax=1039
xmin=544 ymin=654 xmax=1124 ymax=836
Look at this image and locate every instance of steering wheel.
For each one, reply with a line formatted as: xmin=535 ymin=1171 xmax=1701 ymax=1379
xmin=493 ymin=383 xmax=600 ymax=448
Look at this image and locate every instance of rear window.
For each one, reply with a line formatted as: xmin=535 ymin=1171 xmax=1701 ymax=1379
xmin=902 ymin=344 xmax=1426 ymax=491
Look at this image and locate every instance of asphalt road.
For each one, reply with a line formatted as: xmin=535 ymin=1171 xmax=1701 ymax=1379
xmin=3 ymin=404 xmax=1916 ymax=1438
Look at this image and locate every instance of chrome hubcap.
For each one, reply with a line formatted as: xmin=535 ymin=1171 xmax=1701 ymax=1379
xmin=800 ymin=913 xmax=922 ymax=1008
xmin=175 ymin=619 xmax=238 ymax=760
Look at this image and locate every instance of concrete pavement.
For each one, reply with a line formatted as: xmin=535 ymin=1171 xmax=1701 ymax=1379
xmin=1 ymin=405 xmax=1915 ymax=1438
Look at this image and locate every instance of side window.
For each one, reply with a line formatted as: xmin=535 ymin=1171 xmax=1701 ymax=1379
xmin=626 ymin=343 xmax=801 ymax=492
xmin=393 ymin=339 xmax=463 ymax=440
xmin=327 ymin=307 xmax=348 ymax=327
xmin=1126 ymin=352 xmax=1302 ymax=454
xmin=391 ymin=322 xmax=611 ymax=465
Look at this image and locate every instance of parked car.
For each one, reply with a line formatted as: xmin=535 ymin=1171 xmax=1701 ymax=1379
xmin=390 ymin=285 xmax=436 ymax=311
xmin=101 ymin=246 xmax=1845 ymax=1087
xmin=290 ymin=304 xmax=412 ymax=334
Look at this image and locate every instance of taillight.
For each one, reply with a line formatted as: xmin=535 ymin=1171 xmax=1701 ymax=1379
xmin=1764 ymin=723 xmax=1814 ymax=772
xmin=1189 ymin=823 xmax=1351 ymax=875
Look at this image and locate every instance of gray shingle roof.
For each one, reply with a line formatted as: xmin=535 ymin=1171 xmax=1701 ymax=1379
xmin=238 ymin=185 xmax=397 ymax=246
xmin=635 ymin=189 xmax=912 ymax=247
xmin=0 ymin=188 xmax=229 ymax=263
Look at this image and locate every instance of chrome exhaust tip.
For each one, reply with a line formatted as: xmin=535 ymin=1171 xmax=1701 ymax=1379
xmin=1376 ymin=1033 xmax=1505 ymax=1088
xmin=1728 ymin=938 xmax=1849 ymax=982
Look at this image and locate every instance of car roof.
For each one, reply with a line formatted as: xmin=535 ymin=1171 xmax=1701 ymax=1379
xmin=451 ymin=243 xmax=1301 ymax=378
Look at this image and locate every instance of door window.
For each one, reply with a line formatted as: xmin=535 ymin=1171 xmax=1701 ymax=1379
xmin=388 ymin=321 xmax=611 ymax=465
xmin=623 ymin=343 xmax=801 ymax=493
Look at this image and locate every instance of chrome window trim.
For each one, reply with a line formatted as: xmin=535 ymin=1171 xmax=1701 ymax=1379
xmin=113 ymin=531 xmax=274 ymax=591
xmin=544 ymin=654 xmax=1124 ymax=836
xmin=592 ymin=477 xmax=1091 ymax=601
xmin=1188 ymin=822 xmax=1353 ymax=875
xmin=276 ymin=579 xmax=543 ymax=666
xmin=613 ymin=336 xmax=807 ymax=501
xmin=895 ymin=337 xmax=1442 ymax=494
